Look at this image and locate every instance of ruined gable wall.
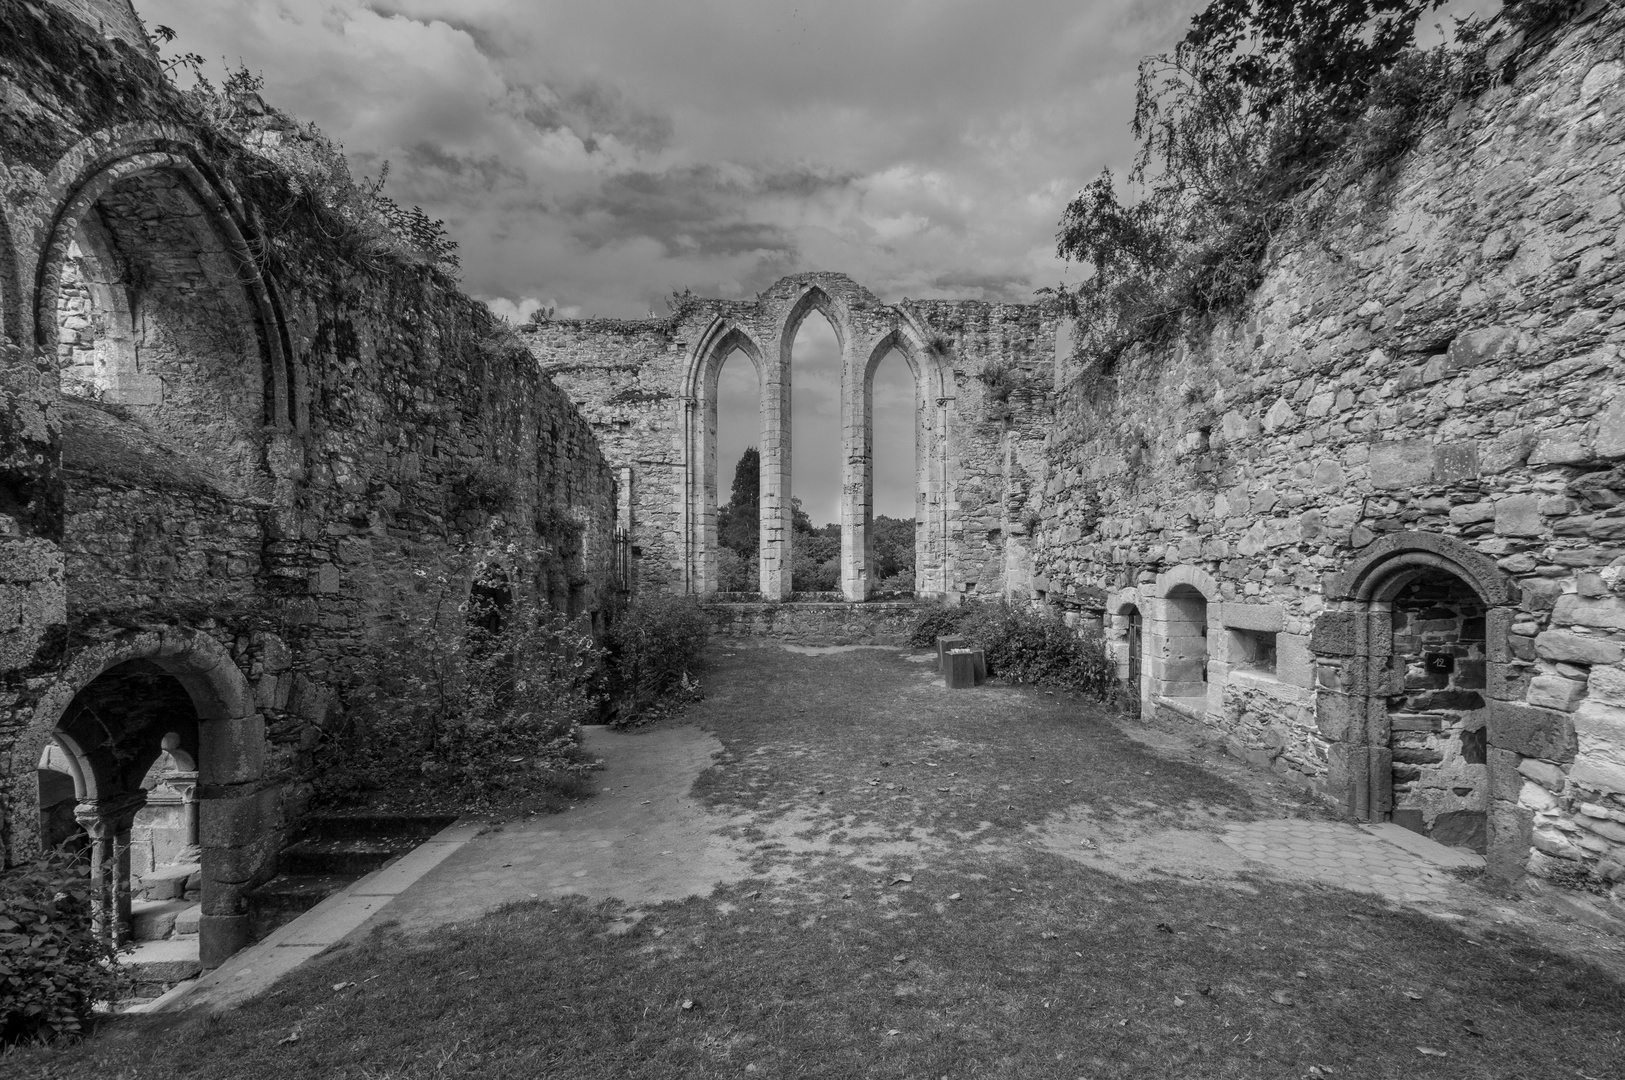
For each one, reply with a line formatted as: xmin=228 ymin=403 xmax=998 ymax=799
xmin=1039 ymin=9 xmax=1625 ymax=891
xmin=0 ymin=2 xmax=617 ymax=876
xmin=524 ymin=284 xmax=1059 ymax=600
xmin=909 ymin=298 xmax=1057 ymax=600
xmin=521 ymin=317 xmax=685 ymax=594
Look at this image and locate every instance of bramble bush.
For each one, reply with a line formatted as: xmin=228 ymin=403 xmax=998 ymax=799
xmin=0 ymin=853 xmax=127 ymax=1046
xmin=316 ymin=547 xmax=603 ymax=813
xmin=605 ymin=595 xmax=710 ymax=726
xmin=909 ymin=600 xmax=1118 ymax=698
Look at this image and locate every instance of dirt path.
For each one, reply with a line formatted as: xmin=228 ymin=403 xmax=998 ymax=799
xmin=363 ymin=725 xmax=752 ymax=933
xmin=371 ymin=642 xmax=1625 ymax=975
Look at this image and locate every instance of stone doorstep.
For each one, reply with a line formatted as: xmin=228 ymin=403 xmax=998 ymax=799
xmin=1358 ymin=821 xmax=1486 ymax=871
xmin=130 ymin=898 xmax=195 ymax=942
xmin=120 ymin=937 xmax=201 ymax=984
xmin=137 ymin=861 xmax=201 ymax=901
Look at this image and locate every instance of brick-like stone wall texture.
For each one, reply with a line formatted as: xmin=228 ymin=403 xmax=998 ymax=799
xmin=0 ymin=0 xmax=617 ymax=933
xmin=1037 ymin=8 xmax=1625 ymax=900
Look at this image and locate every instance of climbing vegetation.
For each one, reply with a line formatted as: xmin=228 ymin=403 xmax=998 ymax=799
xmin=1048 ymin=0 xmax=1526 ymax=372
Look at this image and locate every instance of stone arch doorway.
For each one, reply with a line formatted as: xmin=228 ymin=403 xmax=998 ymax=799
xmin=13 ymin=629 xmax=268 ymax=967
xmin=1312 ymin=533 xmax=1527 ymax=876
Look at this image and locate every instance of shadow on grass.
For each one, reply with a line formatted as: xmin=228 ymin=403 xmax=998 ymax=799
xmin=13 ymin=854 xmax=1625 ymax=1079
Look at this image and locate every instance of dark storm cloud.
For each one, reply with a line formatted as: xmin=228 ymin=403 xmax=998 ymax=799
xmin=133 ymin=0 xmax=1218 ymax=316
xmin=564 ymin=164 xmax=851 ymax=259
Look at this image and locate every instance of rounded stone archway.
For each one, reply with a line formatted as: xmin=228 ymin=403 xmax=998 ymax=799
xmin=1310 ymin=532 xmax=1531 ymax=878
xmin=10 ymin=627 xmax=270 ymax=968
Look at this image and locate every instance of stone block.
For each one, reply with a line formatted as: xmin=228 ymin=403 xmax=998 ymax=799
xmin=1310 ymin=611 xmax=1359 ymax=656
xmin=1552 ymin=593 xmax=1625 ymax=631
xmin=1573 ymin=700 xmax=1625 ymax=796
xmin=1494 ymin=494 xmax=1544 ymax=537
xmin=1517 ymin=757 xmax=1568 ymax=792
xmin=1486 ymin=799 xmax=1534 ymax=882
xmin=1314 ymin=691 xmax=1360 ymax=741
xmin=1488 ymin=747 xmax=1522 ymax=800
xmin=1449 ymin=502 xmax=1496 ymax=525
xmin=1487 ymin=700 xmax=1577 ymax=762
xmin=1432 ymin=442 xmax=1480 ymax=483
xmin=199 ymin=794 xmax=262 ymax=849
xmin=1535 ymin=630 xmax=1623 ymax=665
xmin=1221 ymin=602 xmax=1283 ymax=631
xmin=936 ymin=635 xmax=967 ymax=672
xmin=1590 ymin=664 xmax=1625 ymax=706
xmin=1277 ymin=633 xmax=1313 ymax=688
xmin=199 ymin=914 xmax=252 ymax=970
xmin=198 ymin=715 xmax=266 ymax=784
xmin=1370 ymin=439 xmax=1433 ymax=490
xmin=945 ymin=649 xmax=981 ymax=689
xmin=1527 ymin=675 xmax=1587 ymax=712
xmin=1487 ymin=607 xmax=1516 ymax=663
xmin=1487 ymin=661 xmax=1533 ymax=702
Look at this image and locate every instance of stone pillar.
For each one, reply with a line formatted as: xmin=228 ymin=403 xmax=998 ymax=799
xmin=761 ymin=341 xmax=792 ymax=600
xmin=840 ymin=341 xmax=869 ymax=602
xmin=73 ymin=792 xmax=146 ymax=945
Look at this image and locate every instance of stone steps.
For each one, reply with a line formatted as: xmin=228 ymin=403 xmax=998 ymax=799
xmin=130 ymin=897 xmax=200 ymax=942
xmin=245 ymin=813 xmax=460 ymax=942
xmin=120 ymin=937 xmax=201 ymax=1000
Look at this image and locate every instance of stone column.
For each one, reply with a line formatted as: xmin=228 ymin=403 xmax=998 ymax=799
xmin=840 ymin=341 xmax=869 ymax=602
xmin=760 ymin=341 xmax=792 ymax=600
xmin=73 ymin=792 xmax=147 ymax=946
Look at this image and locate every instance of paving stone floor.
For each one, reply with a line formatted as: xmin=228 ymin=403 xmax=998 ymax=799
xmin=1221 ymin=819 xmax=1457 ymax=904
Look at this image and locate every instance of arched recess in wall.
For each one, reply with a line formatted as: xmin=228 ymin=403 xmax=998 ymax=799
xmin=1152 ymin=566 xmax=1220 ymax=718
xmin=34 ymin=139 xmax=297 ymax=474
xmin=682 ymin=320 xmax=766 ymax=596
xmin=10 ymin=627 xmax=266 ymax=969
xmin=1310 ymin=532 xmax=1526 ymax=877
xmin=1106 ymin=587 xmax=1145 ymax=712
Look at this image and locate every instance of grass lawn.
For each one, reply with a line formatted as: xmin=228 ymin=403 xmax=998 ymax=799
xmin=10 ymin=645 xmax=1625 ymax=1078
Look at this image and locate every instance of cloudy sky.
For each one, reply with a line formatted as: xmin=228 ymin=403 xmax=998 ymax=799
xmin=133 ymin=0 xmax=1486 ymax=522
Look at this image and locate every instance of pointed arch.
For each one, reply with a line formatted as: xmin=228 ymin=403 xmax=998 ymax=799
xmin=681 ymin=319 xmax=772 ymax=595
xmin=33 ymin=128 xmax=296 ymax=432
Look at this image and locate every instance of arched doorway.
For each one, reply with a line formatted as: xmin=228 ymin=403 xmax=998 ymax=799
xmin=13 ymin=630 xmax=267 ymax=968
xmin=1312 ymin=533 xmax=1526 ymax=876
xmin=1387 ymin=571 xmax=1490 ymax=852
xmin=49 ymin=661 xmax=200 ymax=945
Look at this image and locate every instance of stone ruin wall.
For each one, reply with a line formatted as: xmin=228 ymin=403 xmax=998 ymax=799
xmin=1036 ymin=8 xmax=1625 ymax=897
xmin=523 ymin=275 xmax=1058 ymax=603
xmin=0 ymin=0 xmax=617 ymax=956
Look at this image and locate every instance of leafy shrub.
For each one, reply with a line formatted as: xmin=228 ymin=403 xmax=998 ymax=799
xmin=606 ymin=595 xmax=710 ymax=725
xmin=910 ymin=600 xmax=1117 ymax=698
xmin=1 ymin=853 xmax=127 ymax=1046
xmin=908 ymin=599 xmax=972 ymax=648
xmin=1049 ymin=0 xmax=1503 ymax=371
xmin=317 ymin=548 xmax=603 ymax=813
